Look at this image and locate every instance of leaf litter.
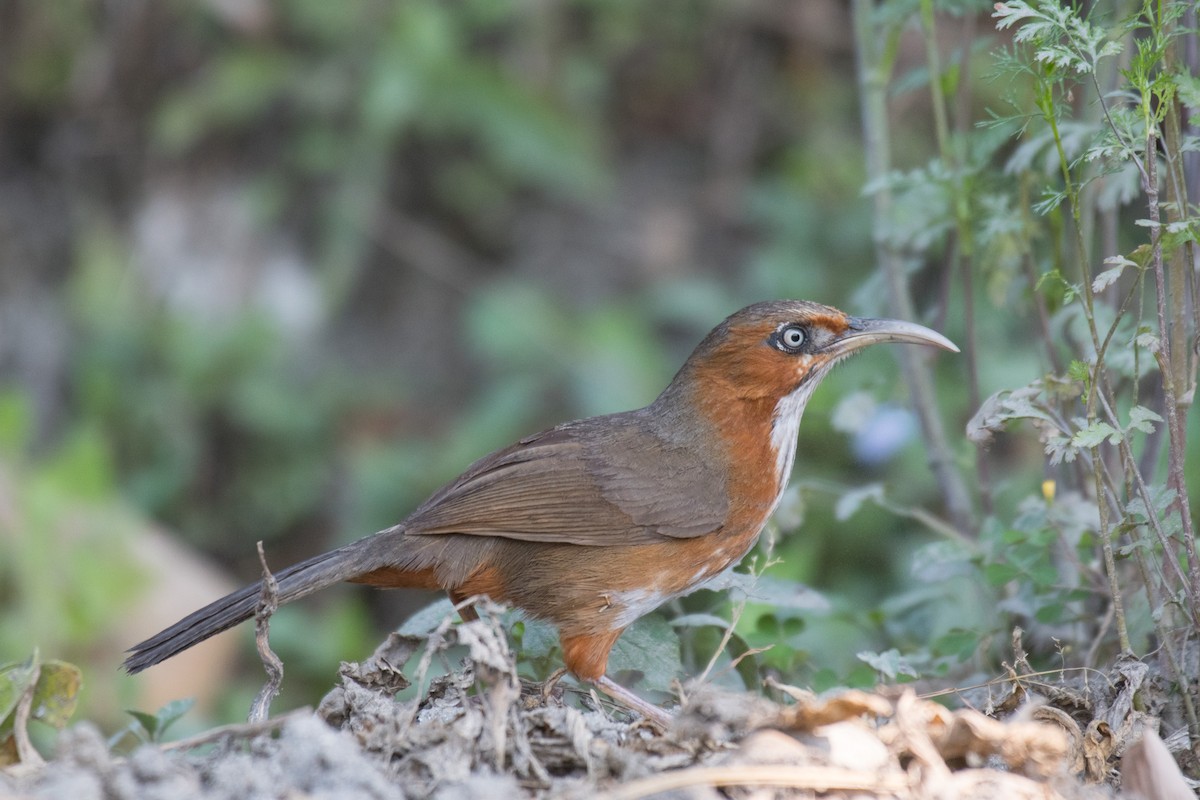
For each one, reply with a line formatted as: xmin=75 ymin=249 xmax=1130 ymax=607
xmin=1 ymin=604 xmax=1194 ymax=799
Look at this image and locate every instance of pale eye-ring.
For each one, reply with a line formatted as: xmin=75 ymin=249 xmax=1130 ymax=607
xmin=778 ymin=324 xmax=807 ymax=352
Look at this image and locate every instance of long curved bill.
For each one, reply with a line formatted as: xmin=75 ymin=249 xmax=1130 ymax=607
xmin=827 ymin=317 xmax=959 ymax=356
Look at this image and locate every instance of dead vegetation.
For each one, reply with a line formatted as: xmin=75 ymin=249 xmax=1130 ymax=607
xmin=2 ymin=604 xmax=1195 ymax=799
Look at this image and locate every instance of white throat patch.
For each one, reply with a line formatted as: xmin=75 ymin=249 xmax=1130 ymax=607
xmin=770 ymin=379 xmax=818 ymax=487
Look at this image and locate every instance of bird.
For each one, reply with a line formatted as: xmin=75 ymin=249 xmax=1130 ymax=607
xmin=124 ymin=300 xmax=957 ymax=726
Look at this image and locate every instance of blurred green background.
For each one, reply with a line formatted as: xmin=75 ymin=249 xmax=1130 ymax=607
xmin=1 ymin=0 xmax=1196 ymax=735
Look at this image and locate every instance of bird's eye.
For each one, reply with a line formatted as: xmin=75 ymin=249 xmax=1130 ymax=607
xmin=777 ymin=324 xmax=807 ymax=352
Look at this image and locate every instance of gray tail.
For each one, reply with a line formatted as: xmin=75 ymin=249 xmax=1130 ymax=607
xmin=123 ymin=532 xmax=396 ymax=674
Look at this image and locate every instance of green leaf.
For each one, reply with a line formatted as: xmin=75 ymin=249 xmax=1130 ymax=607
xmin=1029 ymin=560 xmax=1059 ymax=587
xmin=856 ymin=648 xmax=920 ymax=680
xmin=1174 ymin=70 xmax=1200 ymax=109
xmin=834 ymin=483 xmax=885 ymax=522
xmin=1035 ymin=268 xmax=1071 ymax=298
xmin=968 ymin=383 xmax=1060 ymax=444
xmin=154 ymin=51 xmax=293 ymax=152
xmin=1002 ymin=529 xmax=1029 ymax=545
xmin=152 ymin=698 xmax=195 ymax=739
xmin=29 ymin=660 xmax=82 ymax=729
xmin=607 ymin=615 xmax=683 ymax=694
xmin=1090 ymin=265 xmax=1125 ymax=293
xmin=0 ymin=656 xmax=40 ymax=737
xmin=755 ymin=614 xmax=780 ymax=637
xmin=705 ymin=572 xmax=830 ymax=612
xmin=1127 ymin=405 xmax=1163 ymax=434
xmin=933 ymin=629 xmax=980 ymax=661
xmin=670 ymin=613 xmax=733 ymax=630
xmin=1123 ymin=485 xmax=1183 ymax=540
xmin=1116 ymin=539 xmax=1154 ymax=557
xmin=1093 ymin=252 xmax=1142 ymax=292
xmin=984 ymin=562 xmax=1021 ymax=585
xmin=126 ymin=710 xmax=161 ymax=739
xmin=512 ymin=617 xmax=559 ymax=664
xmin=1071 ymin=421 xmax=1122 ymax=448
xmin=122 ymin=697 xmax=196 ymax=744
xmin=1034 ymin=602 xmax=1065 ymax=624
xmin=396 ymin=598 xmax=458 ymax=636
xmin=1135 ymin=332 xmax=1160 ymax=350
xmin=1067 ymin=360 xmax=1090 ymax=384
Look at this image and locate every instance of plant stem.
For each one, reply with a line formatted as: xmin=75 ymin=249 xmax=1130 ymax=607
xmin=1097 ymin=390 xmax=1194 ymax=615
xmin=919 ymin=0 xmax=992 ymax=516
xmin=1091 ymin=447 xmax=1131 ymax=653
xmin=1159 ymin=5 xmax=1196 ymax=403
xmin=852 ymin=0 xmax=975 ymax=537
xmin=1019 ymin=178 xmax=1065 ymax=374
xmin=1143 ymin=125 xmax=1200 ymax=608
xmin=1041 ymin=70 xmax=1131 ymax=651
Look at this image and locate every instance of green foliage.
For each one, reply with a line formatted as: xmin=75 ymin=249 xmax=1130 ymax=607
xmin=977 ymin=1 xmax=1197 ymax=658
xmin=0 ymin=391 xmax=145 ymax=660
xmin=65 ymin=226 xmax=341 ymax=554
xmin=0 ymin=652 xmax=83 ymax=764
xmin=606 ymin=616 xmax=685 ymax=694
xmin=391 ymin=599 xmax=684 ymax=701
xmin=110 ymin=699 xmax=195 ymax=749
xmin=148 ymin=0 xmax=614 ymax=315
xmin=341 ymin=284 xmax=678 ymax=537
xmin=822 ymin=2 xmax=1200 ymax=735
xmin=857 ymin=648 xmax=921 ymax=682
xmin=993 ymin=1 xmax=1123 ymax=75
xmin=2 ymin=0 xmax=1196 ymax=740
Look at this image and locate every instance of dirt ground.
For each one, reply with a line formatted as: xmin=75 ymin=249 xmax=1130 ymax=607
xmin=2 ymin=607 xmax=1195 ymax=799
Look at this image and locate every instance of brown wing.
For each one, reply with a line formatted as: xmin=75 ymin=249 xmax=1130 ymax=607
xmin=403 ymin=411 xmax=728 ymax=546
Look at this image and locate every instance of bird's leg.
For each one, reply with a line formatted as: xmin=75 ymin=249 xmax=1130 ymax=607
xmin=561 ymin=630 xmax=672 ymax=727
xmin=447 ymin=590 xmax=479 ymax=622
xmin=593 ymin=675 xmax=673 ymax=728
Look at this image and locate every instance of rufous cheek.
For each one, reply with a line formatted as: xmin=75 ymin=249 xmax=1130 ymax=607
xmin=791 ymin=353 xmax=814 ymax=377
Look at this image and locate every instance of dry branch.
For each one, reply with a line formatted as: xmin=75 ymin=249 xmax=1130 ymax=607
xmin=248 ymin=540 xmax=283 ymax=725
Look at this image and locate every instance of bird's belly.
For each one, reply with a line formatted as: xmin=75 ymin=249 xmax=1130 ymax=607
xmin=513 ymin=525 xmax=758 ymax=633
xmin=477 ymin=512 xmax=773 ymax=636
xmin=620 ymin=549 xmax=751 ymax=629
xmin=604 ymin=540 xmax=757 ymax=626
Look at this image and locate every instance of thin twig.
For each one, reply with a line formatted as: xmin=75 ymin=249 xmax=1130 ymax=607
xmin=12 ymin=663 xmax=44 ymax=768
xmin=1091 ymin=444 xmax=1130 ymax=653
xmin=1084 ymin=601 xmax=1115 ymax=669
xmin=920 ymin=665 xmax=1117 ymax=702
xmin=1087 ymin=6 xmax=1200 ymax=618
xmin=1144 ymin=128 xmax=1200 ymax=606
xmin=1020 ymin=179 xmax=1065 ymax=374
xmin=694 ymin=598 xmax=750 ymax=686
xmin=1096 ymin=389 xmax=1195 ymax=614
xmin=401 ymin=594 xmax=487 ymax=734
xmin=248 ymin=541 xmax=283 ymax=725
xmin=1089 ymin=72 xmax=1150 ymax=186
xmin=161 ymin=707 xmax=311 ymax=752
xmin=1037 ymin=58 xmax=1134 ymax=653
xmin=796 ymin=478 xmax=973 ymax=548
xmin=1122 ymin=522 xmax=1200 ymax=734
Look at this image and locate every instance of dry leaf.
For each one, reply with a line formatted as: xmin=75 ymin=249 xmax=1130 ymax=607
xmin=767 ymin=681 xmax=892 ymax=731
xmin=1121 ymin=728 xmax=1193 ymax=800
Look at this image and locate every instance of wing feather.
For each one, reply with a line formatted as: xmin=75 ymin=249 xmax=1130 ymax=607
xmin=403 ymin=412 xmax=727 ymax=546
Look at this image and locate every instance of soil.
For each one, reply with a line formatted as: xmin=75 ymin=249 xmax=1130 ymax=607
xmin=1 ymin=607 xmax=1194 ymax=799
